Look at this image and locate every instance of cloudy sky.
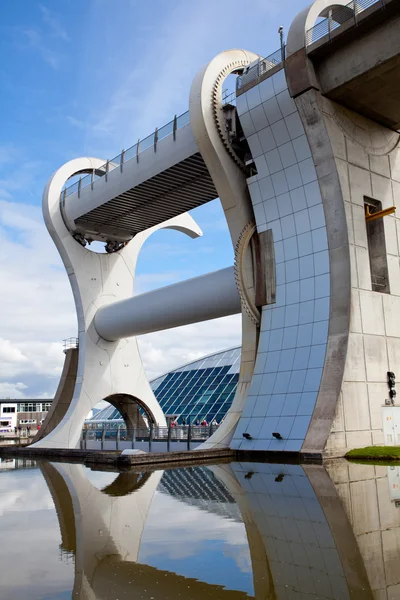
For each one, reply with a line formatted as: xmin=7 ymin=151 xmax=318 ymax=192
xmin=0 ymin=0 xmax=311 ymax=400
xmin=0 ymin=464 xmax=252 ymax=597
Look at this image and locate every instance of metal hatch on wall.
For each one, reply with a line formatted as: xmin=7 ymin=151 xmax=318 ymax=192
xmin=382 ymin=406 xmax=400 ymax=445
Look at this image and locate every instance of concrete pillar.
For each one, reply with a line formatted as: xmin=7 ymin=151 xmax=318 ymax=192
xmin=94 ymin=267 xmax=241 ymax=341
xmin=33 ymin=348 xmax=78 ymax=443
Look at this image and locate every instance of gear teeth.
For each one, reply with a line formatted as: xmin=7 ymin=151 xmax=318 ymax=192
xmin=234 ymin=221 xmax=260 ymax=327
xmin=212 ymin=60 xmax=250 ymax=172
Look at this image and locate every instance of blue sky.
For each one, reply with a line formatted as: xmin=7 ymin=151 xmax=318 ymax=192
xmin=0 ymin=0 xmax=311 ymax=398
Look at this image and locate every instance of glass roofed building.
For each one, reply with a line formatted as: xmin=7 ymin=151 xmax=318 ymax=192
xmin=87 ymin=346 xmax=241 ymax=426
xmin=151 ymin=346 xmax=240 ymax=424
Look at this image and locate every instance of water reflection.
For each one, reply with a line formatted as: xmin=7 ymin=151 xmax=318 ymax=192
xmin=326 ymin=461 xmax=400 ymax=599
xmin=42 ymin=462 xmax=253 ymax=599
xmin=2 ymin=457 xmax=400 ymax=598
xmin=0 ymin=459 xmax=74 ymax=600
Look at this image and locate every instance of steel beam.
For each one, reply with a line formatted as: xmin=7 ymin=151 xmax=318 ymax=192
xmin=94 ymin=266 xmax=240 ymax=341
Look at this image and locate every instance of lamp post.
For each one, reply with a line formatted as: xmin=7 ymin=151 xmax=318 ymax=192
xmin=278 ymin=26 xmax=285 ymax=63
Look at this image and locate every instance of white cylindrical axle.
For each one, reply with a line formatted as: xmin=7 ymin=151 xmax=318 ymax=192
xmin=94 ymin=266 xmax=241 ymax=341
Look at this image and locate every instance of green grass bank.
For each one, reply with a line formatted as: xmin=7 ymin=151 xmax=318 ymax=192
xmin=346 ymin=446 xmax=400 ymax=461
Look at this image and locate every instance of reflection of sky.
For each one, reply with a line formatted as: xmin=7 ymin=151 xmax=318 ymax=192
xmin=83 ymin=465 xmax=254 ymax=594
xmin=139 ymin=490 xmax=254 ymax=596
xmin=0 ymin=466 xmax=74 ymax=600
xmin=0 ymin=463 xmax=254 ymax=598
xmin=81 ymin=465 xmax=119 ymax=490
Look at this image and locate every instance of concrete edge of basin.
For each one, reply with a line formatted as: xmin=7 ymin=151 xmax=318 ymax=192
xmin=0 ymin=445 xmax=323 ymax=470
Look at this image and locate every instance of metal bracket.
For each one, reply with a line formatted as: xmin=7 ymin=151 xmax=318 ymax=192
xmin=154 ymin=127 xmax=158 ymax=152
xmin=365 ymin=205 xmax=396 ymax=223
xmin=105 ymin=160 xmax=109 ymax=182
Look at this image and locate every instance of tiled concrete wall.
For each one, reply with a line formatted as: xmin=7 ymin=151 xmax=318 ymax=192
xmin=232 ymin=462 xmax=350 ymax=599
xmin=326 ymin=460 xmax=400 ymax=599
xmin=232 ymin=68 xmax=330 ymax=451
xmin=233 ymin=63 xmax=400 ymax=454
xmin=320 ymin=100 xmax=400 ymax=454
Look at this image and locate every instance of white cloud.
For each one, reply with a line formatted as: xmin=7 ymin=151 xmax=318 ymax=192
xmin=3 ymin=0 xmax=291 ymax=399
xmin=0 ymin=339 xmax=28 ymax=365
xmin=0 ymin=200 xmax=75 ymax=397
xmin=39 ymin=5 xmax=70 ymax=42
xmin=17 ymin=5 xmax=69 ymax=71
xmin=66 ymin=115 xmax=87 ymax=130
xmin=0 ymin=159 xmax=46 ymax=196
xmin=78 ymin=0 xmax=279 ymax=155
xmin=134 ymin=269 xmax=194 ymax=295
xmin=140 ymin=491 xmax=252 ymax=590
xmin=0 ymin=196 xmax=240 ymax=398
xmin=0 ymin=469 xmax=74 ymax=599
xmin=138 ymin=314 xmax=241 ymax=381
xmin=0 ymin=382 xmax=27 ymax=399
xmin=20 ymin=28 xmax=61 ymax=70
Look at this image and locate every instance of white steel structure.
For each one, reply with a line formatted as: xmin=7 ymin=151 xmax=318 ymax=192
xmin=35 ymin=0 xmax=400 ymax=456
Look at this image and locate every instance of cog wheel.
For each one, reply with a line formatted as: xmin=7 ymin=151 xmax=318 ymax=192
xmin=234 ymin=221 xmax=260 ymax=327
xmin=212 ymin=60 xmax=251 ymax=171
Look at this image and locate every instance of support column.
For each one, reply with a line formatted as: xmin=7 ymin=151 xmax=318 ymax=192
xmin=32 ymin=157 xmax=202 ymax=450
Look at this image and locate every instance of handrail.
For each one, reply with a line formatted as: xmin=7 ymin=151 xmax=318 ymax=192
xmin=236 ymin=47 xmax=285 ymax=92
xmin=306 ymin=0 xmax=383 ymax=46
xmin=62 ymin=110 xmax=190 ymax=199
xmin=62 ymin=92 xmax=243 ymax=200
xmin=83 ymin=423 xmax=219 ymax=435
xmin=82 ymin=424 xmax=220 ymax=450
xmin=63 ymin=337 xmax=79 ymax=353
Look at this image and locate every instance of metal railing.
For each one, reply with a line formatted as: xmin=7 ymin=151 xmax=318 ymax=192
xmin=236 ymin=47 xmax=285 ymax=92
xmin=62 ymin=88 xmax=241 ymax=202
xmin=63 ymin=337 xmax=79 ymax=353
xmin=222 ymin=89 xmax=236 ymax=106
xmin=371 ymin=274 xmax=388 ymax=291
xmin=62 ymin=111 xmax=191 ymax=199
xmin=306 ymin=0 xmax=383 ymax=46
xmin=82 ymin=423 xmax=219 ymax=451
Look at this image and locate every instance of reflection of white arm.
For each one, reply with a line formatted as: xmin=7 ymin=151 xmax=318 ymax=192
xmin=42 ymin=461 xmax=162 ymax=593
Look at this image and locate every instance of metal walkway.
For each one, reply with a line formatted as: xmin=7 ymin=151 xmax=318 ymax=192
xmin=62 ymin=110 xmax=219 ymax=243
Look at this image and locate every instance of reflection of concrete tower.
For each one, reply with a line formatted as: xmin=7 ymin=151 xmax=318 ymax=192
xmin=212 ymin=462 xmax=374 ymax=600
xmin=326 ymin=460 xmax=400 ymax=598
xmin=41 ymin=459 xmax=376 ymax=600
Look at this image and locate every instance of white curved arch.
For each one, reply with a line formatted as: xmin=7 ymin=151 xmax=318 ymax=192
xmin=33 ymin=157 xmax=202 ymax=449
xmin=41 ymin=461 xmax=162 ymax=598
xmin=189 ymin=49 xmax=260 ymax=449
xmin=287 ymin=0 xmax=355 ymax=55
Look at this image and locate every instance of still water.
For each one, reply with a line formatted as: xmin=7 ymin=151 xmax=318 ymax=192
xmin=0 ymin=458 xmax=398 ymax=599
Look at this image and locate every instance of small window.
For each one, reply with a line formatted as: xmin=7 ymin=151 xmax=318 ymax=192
xmin=365 ymin=198 xmax=390 ymax=294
